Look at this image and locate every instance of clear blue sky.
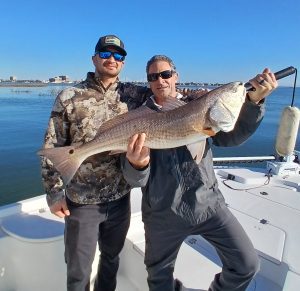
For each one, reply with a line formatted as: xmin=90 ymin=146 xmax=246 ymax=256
xmin=1 ymin=0 xmax=299 ymax=86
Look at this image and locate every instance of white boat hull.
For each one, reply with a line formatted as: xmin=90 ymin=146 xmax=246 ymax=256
xmin=1 ymin=163 xmax=300 ymax=291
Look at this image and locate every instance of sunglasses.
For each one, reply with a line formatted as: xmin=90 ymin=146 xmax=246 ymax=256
xmin=147 ymin=70 xmax=175 ymax=82
xmin=96 ymin=51 xmax=125 ymax=62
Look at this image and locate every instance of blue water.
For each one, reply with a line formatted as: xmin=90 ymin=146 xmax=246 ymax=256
xmin=213 ymin=86 xmax=300 ymax=157
xmin=0 ymin=86 xmax=299 ymax=206
xmin=0 ymin=86 xmax=65 ymax=205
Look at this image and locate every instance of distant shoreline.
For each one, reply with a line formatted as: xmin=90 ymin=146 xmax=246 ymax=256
xmin=0 ymin=82 xmax=78 ymax=88
xmin=0 ymin=83 xmax=47 ymax=87
xmin=0 ymin=82 xmax=298 ymax=88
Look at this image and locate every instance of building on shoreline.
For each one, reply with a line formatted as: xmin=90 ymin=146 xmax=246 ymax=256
xmin=49 ymin=75 xmax=71 ymax=83
xmin=0 ymin=75 xmax=78 ymax=87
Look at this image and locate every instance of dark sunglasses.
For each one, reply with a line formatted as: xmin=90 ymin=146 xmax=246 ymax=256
xmin=147 ymin=70 xmax=175 ymax=82
xmin=96 ymin=51 xmax=125 ymax=62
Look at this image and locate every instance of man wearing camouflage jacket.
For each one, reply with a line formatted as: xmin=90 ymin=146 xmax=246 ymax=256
xmin=40 ymin=35 xmax=151 ymax=291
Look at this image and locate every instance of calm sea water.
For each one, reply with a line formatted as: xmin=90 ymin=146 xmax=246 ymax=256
xmin=0 ymin=85 xmax=299 ymax=206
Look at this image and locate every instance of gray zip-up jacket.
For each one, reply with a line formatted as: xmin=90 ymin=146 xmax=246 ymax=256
xmin=122 ymin=96 xmax=265 ymax=225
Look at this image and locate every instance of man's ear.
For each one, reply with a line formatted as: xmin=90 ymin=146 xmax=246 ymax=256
xmin=92 ymin=55 xmax=97 ymax=66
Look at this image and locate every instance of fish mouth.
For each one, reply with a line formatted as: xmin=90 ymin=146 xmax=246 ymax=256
xmin=230 ymin=82 xmax=245 ymax=93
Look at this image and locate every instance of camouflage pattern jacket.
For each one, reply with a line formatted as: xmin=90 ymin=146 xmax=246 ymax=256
xmin=41 ymin=72 xmax=152 ymax=207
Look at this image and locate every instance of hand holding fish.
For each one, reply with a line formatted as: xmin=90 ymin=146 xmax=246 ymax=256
xmin=126 ymin=133 xmax=150 ymax=169
xmin=247 ymin=68 xmax=278 ymax=103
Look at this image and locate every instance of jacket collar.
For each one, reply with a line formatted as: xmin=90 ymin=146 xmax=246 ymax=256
xmin=85 ymin=72 xmax=120 ymax=92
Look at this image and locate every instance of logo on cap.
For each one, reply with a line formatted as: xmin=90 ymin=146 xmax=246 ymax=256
xmin=104 ymin=36 xmax=121 ymax=47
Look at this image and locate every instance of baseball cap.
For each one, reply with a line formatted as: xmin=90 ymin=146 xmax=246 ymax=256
xmin=95 ymin=35 xmax=127 ymax=56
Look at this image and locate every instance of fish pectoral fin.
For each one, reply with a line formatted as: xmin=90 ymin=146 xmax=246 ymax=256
xmin=202 ymin=127 xmax=216 ymax=136
xmin=193 ymin=124 xmax=216 ymax=137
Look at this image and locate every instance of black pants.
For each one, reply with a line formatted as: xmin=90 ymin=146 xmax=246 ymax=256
xmin=64 ymin=194 xmax=130 ymax=291
xmin=143 ymin=205 xmax=260 ymax=291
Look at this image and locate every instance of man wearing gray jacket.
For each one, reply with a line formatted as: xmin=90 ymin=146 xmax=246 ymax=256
xmin=123 ymin=55 xmax=278 ymax=291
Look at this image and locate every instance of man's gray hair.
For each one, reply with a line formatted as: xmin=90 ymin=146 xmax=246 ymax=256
xmin=146 ymin=55 xmax=176 ymax=73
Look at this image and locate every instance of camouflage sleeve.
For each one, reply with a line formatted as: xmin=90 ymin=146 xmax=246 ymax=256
xmin=40 ymin=91 xmax=71 ymax=207
xmin=119 ymin=83 xmax=153 ymax=110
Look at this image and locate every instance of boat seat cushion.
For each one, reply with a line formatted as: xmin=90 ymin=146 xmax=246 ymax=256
xmin=1 ymin=211 xmax=64 ymax=242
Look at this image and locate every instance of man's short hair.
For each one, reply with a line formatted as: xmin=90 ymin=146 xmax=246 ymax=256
xmin=146 ymin=55 xmax=176 ymax=73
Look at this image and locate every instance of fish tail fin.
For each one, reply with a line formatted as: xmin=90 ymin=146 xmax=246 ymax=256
xmin=37 ymin=146 xmax=83 ymax=185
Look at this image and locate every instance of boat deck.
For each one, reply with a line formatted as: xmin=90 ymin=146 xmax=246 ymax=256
xmin=0 ymin=166 xmax=300 ymax=290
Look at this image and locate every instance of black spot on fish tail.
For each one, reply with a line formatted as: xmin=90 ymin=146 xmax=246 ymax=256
xmin=37 ymin=146 xmax=83 ymax=185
